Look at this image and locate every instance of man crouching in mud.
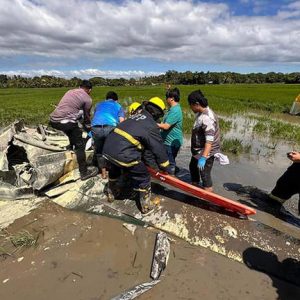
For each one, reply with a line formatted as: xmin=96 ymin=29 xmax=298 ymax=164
xmin=269 ymin=151 xmax=300 ymax=213
xmin=102 ymin=97 xmax=171 ymax=214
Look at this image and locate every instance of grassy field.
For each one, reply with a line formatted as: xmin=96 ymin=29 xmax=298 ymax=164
xmin=0 ymin=84 xmax=299 ymax=136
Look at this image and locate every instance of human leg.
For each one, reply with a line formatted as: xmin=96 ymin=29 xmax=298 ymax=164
xmin=270 ymin=163 xmax=300 ymax=205
xmin=104 ymin=161 xmax=122 ymax=202
xmin=128 ymin=162 xmax=153 ymax=213
xmin=199 ymin=156 xmax=215 ymax=192
xmin=189 ymin=156 xmax=200 ymax=185
xmin=92 ymin=126 xmax=115 ymax=179
xmin=53 ymin=122 xmax=97 ymax=180
xmin=165 ymin=145 xmax=180 ymax=175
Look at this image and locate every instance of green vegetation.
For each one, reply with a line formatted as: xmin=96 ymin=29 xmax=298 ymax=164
xmin=1 ymin=84 xmax=299 ymax=127
xmin=222 ymin=138 xmax=252 ymax=155
xmin=253 ymin=116 xmax=300 ymax=143
xmin=9 ymin=230 xmax=37 ymax=248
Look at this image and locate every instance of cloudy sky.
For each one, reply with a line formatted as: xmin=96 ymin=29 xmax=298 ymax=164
xmin=0 ymin=0 xmax=299 ymax=78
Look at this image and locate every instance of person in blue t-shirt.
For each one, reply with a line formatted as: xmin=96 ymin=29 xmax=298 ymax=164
xmin=158 ymin=87 xmax=183 ymax=175
xmin=91 ymin=91 xmax=125 ymax=178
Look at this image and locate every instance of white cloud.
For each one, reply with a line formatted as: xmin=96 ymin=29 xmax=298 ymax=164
xmin=3 ymin=68 xmax=162 ymax=79
xmin=0 ymin=0 xmax=300 ymax=68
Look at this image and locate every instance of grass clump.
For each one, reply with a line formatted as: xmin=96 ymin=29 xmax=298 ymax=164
xmin=222 ymin=138 xmax=252 ymax=155
xmin=219 ymin=118 xmax=232 ymax=133
xmin=9 ymin=230 xmax=37 ymax=248
xmin=253 ymin=117 xmax=300 ymax=144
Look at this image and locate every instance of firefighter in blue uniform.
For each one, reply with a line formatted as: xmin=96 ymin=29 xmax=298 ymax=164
xmin=102 ymin=97 xmax=170 ymax=214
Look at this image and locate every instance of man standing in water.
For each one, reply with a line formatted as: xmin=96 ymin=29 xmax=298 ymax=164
xmin=269 ymin=151 xmax=300 ymax=212
xmin=187 ymin=90 xmax=220 ymax=192
xmin=49 ymin=80 xmax=98 ymax=181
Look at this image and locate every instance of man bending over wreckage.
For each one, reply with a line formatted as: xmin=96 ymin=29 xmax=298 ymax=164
xmin=91 ymin=91 xmax=125 ymax=179
xmin=269 ymin=151 xmax=300 ymax=212
xmin=102 ymin=97 xmax=171 ymax=214
xmin=49 ymin=80 xmax=98 ymax=181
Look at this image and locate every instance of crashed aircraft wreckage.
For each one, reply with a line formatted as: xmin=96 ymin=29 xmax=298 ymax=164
xmin=0 ymin=121 xmax=300 ymax=287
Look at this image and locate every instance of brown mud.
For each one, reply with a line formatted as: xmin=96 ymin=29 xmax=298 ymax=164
xmin=1 ymin=201 xmax=300 ymax=300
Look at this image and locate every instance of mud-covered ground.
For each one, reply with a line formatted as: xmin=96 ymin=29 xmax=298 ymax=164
xmin=1 ymin=201 xmax=300 ymax=300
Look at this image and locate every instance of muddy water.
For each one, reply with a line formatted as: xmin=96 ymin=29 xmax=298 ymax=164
xmin=177 ymin=113 xmax=300 ymax=239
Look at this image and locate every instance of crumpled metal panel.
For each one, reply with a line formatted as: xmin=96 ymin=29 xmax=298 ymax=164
xmin=0 ymin=121 xmax=24 ymax=171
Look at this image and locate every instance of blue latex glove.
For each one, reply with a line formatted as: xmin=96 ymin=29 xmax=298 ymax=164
xmin=198 ymin=156 xmax=207 ymax=171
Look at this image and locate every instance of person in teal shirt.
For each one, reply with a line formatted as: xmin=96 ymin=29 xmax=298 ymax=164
xmin=158 ymin=87 xmax=183 ymax=175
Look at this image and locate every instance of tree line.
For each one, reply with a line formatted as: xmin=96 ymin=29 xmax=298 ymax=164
xmin=0 ymin=70 xmax=299 ymax=88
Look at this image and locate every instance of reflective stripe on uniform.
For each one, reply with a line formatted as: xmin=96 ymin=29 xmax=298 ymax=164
xmin=110 ymin=156 xmax=140 ymax=167
xmin=160 ymin=160 xmax=170 ymax=167
xmin=114 ymin=128 xmax=142 ymax=150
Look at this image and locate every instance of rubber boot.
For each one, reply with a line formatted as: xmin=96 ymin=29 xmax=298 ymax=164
xmin=138 ymin=185 xmax=154 ymax=214
xmin=80 ymin=166 xmax=98 ymax=181
xmin=104 ymin=179 xmax=120 ymax=203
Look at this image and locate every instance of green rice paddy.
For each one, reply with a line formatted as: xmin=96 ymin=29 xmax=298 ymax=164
xmin=0 ymin=84 xmax=299 ymax=146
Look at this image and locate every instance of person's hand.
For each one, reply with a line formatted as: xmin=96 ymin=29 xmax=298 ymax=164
xmin=198 ymin=156 xmax=207 ymax=171
xmin=288 ymin=151 xmax=300 ymax=162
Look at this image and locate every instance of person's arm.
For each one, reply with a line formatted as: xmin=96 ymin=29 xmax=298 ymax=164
xmin=118 ymin=107 xmax=125 ymax=123
xmin=83 ymin=96 xmax=92 ymax=126
xmin=158 ymin=123 xmax=171 ymax=130
xmin=158 ymin=109 xmax=178 ymax=131
xmin=197 ymin=115 xmax=215 ymax=170
xmin=202 ymin=142 xmax=212 ymax=158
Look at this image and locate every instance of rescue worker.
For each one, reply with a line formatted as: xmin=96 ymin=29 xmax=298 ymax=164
xmin=49 ymin=80 xmax=98 ymax=181
xmin=102 ymin=97 xmax=170 ymax=214
xmin=128 ymin=102 xmax=141 ymax=116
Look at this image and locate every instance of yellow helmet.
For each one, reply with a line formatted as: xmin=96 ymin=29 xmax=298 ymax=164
xmin=128 ymin=102 xmax=141 ymax=115
xmin=149 ymin=97 xmax=166 ymax=111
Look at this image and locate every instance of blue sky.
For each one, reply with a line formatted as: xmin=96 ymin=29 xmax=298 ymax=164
xmin=0 ymin=0 xmax=299 ymax=78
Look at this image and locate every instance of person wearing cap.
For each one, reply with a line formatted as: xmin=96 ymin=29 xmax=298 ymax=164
xmin=187 ymin=90 xmax=220 ymax=192
xmin=91 ymin=91 xmax=125 ymax=178
xmin=268 ymin=151 xmax=300 ymax=212
xmin=49 ymin=80 xmax=98 ymax=181
xmin=102 ymin=97 xmax=170 ymax=214
xmin=158 ymin=87 xmax=183 ymax=175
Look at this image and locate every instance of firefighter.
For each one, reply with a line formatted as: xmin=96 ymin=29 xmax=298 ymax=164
xmin=102 ymin=97 xmax=170 ymax=214
xmin=128 ymin=102 xmax=141 ymax=116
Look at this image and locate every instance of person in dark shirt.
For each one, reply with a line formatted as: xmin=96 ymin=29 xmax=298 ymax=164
xmin=102 ymin=97 xmax=170 ymax=214
xmin=269 ymin=151 xmax=300 ymax=213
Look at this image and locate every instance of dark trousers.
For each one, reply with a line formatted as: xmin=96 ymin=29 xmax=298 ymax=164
xmin=49 ymin=121 xmax=87 ymax=174
xmin=165 ymin=145 xmax=180 ymax=175
xmin=271 ymin=163 xmax=300 ymax=200
xmin=189 ymin=156 xmax=215 ymax=188
xmin=108 ymin=161 xmax=151 ymax=190
xmin=92 ymin=125 xmax=115 ymax=168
